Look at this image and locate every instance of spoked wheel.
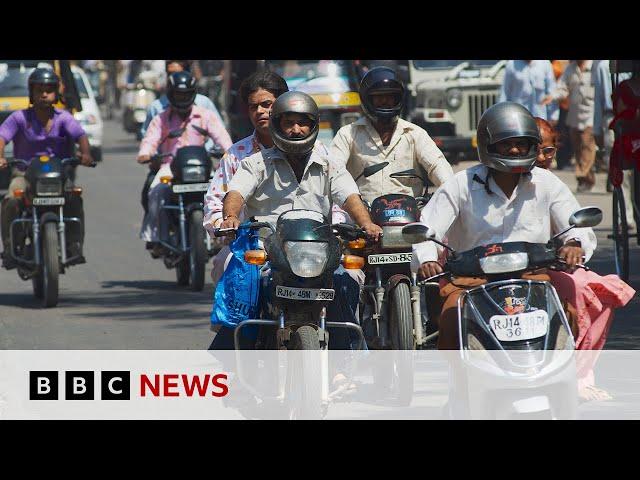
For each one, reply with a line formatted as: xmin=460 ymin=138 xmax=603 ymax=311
xmin=611 ymin=186 xmax=629 ymax=281
xmin=372 ymin=283 xmax=415 ymax=406
xmin=286 ymin=325 xmax=323 ymax=420
xmin=34 ymin=222 xmax=60 ymax=308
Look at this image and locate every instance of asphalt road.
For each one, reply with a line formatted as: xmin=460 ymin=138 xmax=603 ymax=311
xmin=1 ymin=117 xmax=639 ymax=350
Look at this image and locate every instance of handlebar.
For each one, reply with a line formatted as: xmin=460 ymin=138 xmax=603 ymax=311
xmin=7 ymin=157 xmax=96 ymax=168
xmin=141 ymin=152 xmax=173 ymax=165
xmin=212 ymin=221 xmax=276 ymax=238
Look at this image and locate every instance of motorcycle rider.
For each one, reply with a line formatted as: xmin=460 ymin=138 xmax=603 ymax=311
xmin=139 ymin=61 xmax=225 ymax=217
xmin=330 ymin=66 xmax=454 ymax=203
xmin=414 ymin=102 xmax=597 ymax=349
xmin=0 ymin=68 xmax=94 ymax=269
xmin=137 ymin=71 xmax=232 ymax=256
xmin=211 ymin=91 xmax=383 ymax=350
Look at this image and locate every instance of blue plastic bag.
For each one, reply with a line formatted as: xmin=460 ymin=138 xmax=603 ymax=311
xmin=210 ymin=223 xmax=261 ymax=329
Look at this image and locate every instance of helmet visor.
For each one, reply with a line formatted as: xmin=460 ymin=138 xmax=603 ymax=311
xmin=486 ymin=116 xmax=540 ymax=145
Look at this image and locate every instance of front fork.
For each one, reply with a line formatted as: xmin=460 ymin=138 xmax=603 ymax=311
xmin=178 ymin=194 xmax=188 ymax=253
xmin=410 ymin=272 xmax=425 ymax=347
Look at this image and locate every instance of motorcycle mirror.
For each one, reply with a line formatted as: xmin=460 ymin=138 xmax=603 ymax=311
xmin=402 ymin=222 xmax=456 ymax=252
xmin=402 ymin=222 xmax=432 ymax=244
xmin=569 ymin=206 xmax=603 ymax=228
xmin=389 ymin=168 xmax=426 ymax=184
xmin=550 ymin=206 xmax=603 ymax=243
xmin=354 ymin=161 xmax=389 ymax=182
xmin=168 ymin=128 xmax=185 ymax=138
xmin=191 ymin=125 xmax=209 ymax=137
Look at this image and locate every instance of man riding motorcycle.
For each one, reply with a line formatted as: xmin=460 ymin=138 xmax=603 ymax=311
xmin=0 ymin=68 xmax=94 ymax=269
xmin=211 ymin=91 xmax=383 ymax=350
xmin=203 ymin=70 xmax=349 ymax=287
xmin=330 ymin=66 xmax=454 ymax=203
xmin=413 ymin=102 xmax=597 ymax=349
xmin=136 ymin=71 xmax=232 ymax=256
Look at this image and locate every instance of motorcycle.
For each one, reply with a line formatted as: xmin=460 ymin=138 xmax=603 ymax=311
xmin=214 ymin=210 xmax=367 ymax=419
xmin=346 ymin=161 xmax=433 ymax=405
xmin=401 ymin=206 xmax=603 ymax=419
xmin=122 ymin=80 xmax=156 ymax=140
xmin=4 ymin=156 xmax=96 ymax=308
xmin=142 ymin=125 xmax=217 ymax=291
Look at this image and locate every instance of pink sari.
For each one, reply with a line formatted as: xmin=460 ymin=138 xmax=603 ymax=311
xmin=548 ymin=269 xmax=636 ymax=389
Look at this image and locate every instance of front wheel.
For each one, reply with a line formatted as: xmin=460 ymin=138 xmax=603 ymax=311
xmin=40 ymin=222 xmax=59 ymax=308
xmin=287 ymin=325 xmax=322 ymax=419
xmin=390 ymin=282 xmax=415 ymax=350
xmin=189 ymin=210 xmax=207 ymax=291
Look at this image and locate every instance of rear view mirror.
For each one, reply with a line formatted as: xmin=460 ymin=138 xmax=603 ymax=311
xmin=389 ymin=168 xmax=426 ymax=184
xmin=354 ymin=161 xmax=389 ymax=182
xmin=191 ymin=125 xmax=209 ymax=137
xmin=569 ymin=207 xmax=603 ymax=228
xmin=169 ymin=128 xmax=185 ymax=138
xmin=401 ymin=223 xmax=432 ymax=244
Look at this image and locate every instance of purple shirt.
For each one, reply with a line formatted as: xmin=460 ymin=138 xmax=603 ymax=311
xmin=0 ymin=108 xmax=86 ymax=169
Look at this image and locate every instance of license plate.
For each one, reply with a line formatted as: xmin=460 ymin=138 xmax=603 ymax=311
xmin=275 ymin=286 xmax=335 ymax=301
xmin=367 ymin=253 xmax=412 ymax=265
xmin=489 ymin=310 xmax=549 ymax=342
xmin=33 ymin=197 xmax=65 ymax=206
xmin=172 ymin=183 xmax=209 ymax=193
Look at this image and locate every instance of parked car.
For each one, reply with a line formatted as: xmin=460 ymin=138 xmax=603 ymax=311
xmin=72 ymin=65 xmax=104 ymax=162
xmin=407 ymin=60 xmax=507 ymax=162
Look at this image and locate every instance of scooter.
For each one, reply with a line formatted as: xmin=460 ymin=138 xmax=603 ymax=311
xmin=122 ymin=79 xmax=156 ymax=140
xmin=401 ymin=206 xmax=603 ymax=419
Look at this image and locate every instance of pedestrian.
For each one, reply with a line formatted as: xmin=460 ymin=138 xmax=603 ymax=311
xmin=499 ymin=60 xmax=559 ymax=122
xmin=542 ymin=60 xmax=597 ymax=192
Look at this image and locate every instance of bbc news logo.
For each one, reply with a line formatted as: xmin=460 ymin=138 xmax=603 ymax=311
xmin=29 ymin=371 xmax=228 ymax=400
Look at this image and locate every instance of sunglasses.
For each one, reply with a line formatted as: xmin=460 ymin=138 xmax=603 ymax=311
xmin=540 ymin=146 xmax=557 ymax=159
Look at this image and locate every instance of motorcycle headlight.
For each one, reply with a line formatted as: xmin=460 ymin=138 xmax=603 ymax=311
xmin=479 ymin=253 xmax=528 ymax=274
xmin=446 ymin=88 xmax=463 ymax=110
xmin=284 ymin=241 xmax=328 ymax=278
xmin=133 ymin=109 xmax=147 ymax=123
xmin=36 ymin=178 xmax=62 ymax=196
xmin=381 ymin=226 xmax=412 ymax=249
xmin=182 ymin=166 xmax=206 ymax=183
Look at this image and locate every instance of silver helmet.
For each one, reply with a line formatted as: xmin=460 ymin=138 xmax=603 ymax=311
xmin=269 ymin=91 xmax=319 ymax=156
xmin=476 ymin=102 xmax=541 ymax=173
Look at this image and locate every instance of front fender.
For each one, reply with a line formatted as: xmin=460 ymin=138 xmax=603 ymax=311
xmin=39 ymin=211 xmax=59 ymax=226
xmin=386 ymin=273 xmax=411 ymax=294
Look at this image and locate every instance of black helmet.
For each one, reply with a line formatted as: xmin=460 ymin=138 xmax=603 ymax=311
xmin=167 ymin=71 xmax=197 ymax=111
xmin=476 ymin=102 xmax=541 ymax=173
xmin=28 ymin=68 xmax=60 ymax=104
xmin=269 ymin=91 xmax=319 ymax=156
xmin=359 ymin=66 xmax=405 ymax=125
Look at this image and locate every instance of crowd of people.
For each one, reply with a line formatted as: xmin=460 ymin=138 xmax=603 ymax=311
xmin=0 ymin=59 xmax=637 ymax=403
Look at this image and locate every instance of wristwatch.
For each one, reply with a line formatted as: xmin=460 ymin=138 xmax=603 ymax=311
xmin=566 ymin=237 xmax=582 ymax=248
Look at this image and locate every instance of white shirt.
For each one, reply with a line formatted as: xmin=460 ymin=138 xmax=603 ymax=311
xmin=227 ymin=146 xmax=359 ymax=229
xmin=412 ymin=164 xmax=597 ymax=270
xmin=330 ymin=116 xmax=453 ymax=203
